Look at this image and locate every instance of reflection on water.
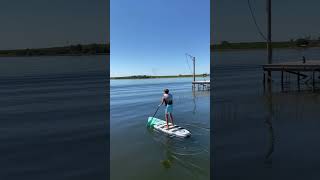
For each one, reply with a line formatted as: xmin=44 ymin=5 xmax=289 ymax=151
xmin=150 ymin=129 xmax=209 ymax=179
xmin=0 ymin=56 xmax=108 ymax=180
xmin=213 ymin=48 xmax=320 ymax=179
xmin=264 ymin=91 xmax=274 ymax=163
xmin=192 ymin=90 xmax=197 ymax=114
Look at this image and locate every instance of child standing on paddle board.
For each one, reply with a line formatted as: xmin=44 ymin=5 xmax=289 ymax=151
xmin=159 ymin=89 xmax=174 ymax=129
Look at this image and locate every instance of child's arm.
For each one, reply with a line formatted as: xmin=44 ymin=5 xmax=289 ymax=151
xmin=159 ymin=96 xmax=164 ymax=106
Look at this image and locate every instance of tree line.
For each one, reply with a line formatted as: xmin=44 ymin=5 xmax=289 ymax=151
xmin=0 ymin=44 xmax=110 ymax=56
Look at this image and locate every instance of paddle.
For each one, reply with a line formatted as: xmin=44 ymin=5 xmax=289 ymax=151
xmin=148 ymin=103 xmax=162 ymax=127
xmin=152 ymin=103 xmax=162 ymax=119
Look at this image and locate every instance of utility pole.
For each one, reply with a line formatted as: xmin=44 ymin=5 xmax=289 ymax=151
xmin=267 ymin=0 xmax=272 ymax=82
xmin=193 ymin=57 xmax=196 ymax=82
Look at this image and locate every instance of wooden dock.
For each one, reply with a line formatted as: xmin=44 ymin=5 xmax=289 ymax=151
xmin=192 ymin=80 xmax=210 ymax=91
xmin=263 ymin=60 xmax=320 ymax=92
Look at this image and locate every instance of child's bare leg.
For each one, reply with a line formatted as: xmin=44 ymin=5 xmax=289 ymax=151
xmin=169 ymin=113 xmax=174 ymax=125
xmin=165 ymin=113 xmax=169 ymax=129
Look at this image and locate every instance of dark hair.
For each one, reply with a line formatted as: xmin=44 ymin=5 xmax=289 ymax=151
xmin=164 ymin=89 xmax=169 ymax=94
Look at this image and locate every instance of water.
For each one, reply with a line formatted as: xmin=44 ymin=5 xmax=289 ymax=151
xmin=213 ymin=48 xmax=320 ymax=180
xmin=0 ymin=55 xmax=108 ymax=180
xmin=110 ymin=78 xmax=210 ymax=180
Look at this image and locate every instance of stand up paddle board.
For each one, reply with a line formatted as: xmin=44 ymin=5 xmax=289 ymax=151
xmin=147 ymin=117 xmax=191 ymax=138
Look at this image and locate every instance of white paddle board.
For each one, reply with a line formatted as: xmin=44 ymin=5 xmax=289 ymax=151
xmin=147 ymin=117 xmax=191 ymax=138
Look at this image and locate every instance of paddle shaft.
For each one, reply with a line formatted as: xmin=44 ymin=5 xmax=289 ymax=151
xmin=151 ymin=104 xmax=161 ymax=118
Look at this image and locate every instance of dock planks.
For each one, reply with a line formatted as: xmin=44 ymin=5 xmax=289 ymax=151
xmin=192 ymin=80 xmax=210 ymax=91
xmin=262 ymin=60 xmax=320 ymax=92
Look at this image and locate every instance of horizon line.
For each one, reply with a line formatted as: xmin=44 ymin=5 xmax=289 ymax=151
xmin=110 ymin=73 xmax=210 ymax=78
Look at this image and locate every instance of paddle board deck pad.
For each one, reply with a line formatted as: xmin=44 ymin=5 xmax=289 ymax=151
xmin=147 ymin=117 xmax=191 ymax=138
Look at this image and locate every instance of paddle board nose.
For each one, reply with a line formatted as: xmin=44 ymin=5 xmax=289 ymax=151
xmin=174 ymin=129 xmax=191 ymax=138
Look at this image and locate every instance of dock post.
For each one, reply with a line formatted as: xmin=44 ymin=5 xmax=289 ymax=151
xmin=281 ymin=70 xmax=284 ymax=92
xmin=267 ymin=0 xmax=272 ymax=84
xmin=193 ymin=57 xmax=196 ymax=82
xmin=192 ymin=57 xmax=196 ymax=89
xmin=267 ymin=71 xmax=272 ymax=84
xmin=267 ymin=70 xmax=272 ymax=84
xmin=267 ymin=0 xmax=272 ymax=66
xmin=313 ymin=70 xmax=315 ymax=92
xmin=267 ymin=78 xmax=272 ymax=92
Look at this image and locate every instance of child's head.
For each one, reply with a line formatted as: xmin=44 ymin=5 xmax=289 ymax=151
xmin=164 ymin=89 xmax=169 ymax=94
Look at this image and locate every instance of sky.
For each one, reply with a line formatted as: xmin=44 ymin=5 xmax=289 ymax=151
xmin=110 ymin=0 xmax=210 ymax=77
xmin=0 ymin=0 xmax=108 ymax=50
xmin=212 ymin=0 xmax=320 ymax=44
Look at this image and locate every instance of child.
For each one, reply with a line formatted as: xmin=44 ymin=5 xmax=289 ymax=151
xmin=159 ymin=89 xmax=174 ymax=129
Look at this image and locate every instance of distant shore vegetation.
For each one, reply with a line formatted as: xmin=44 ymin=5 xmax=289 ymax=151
xmin=211 ymin=37 xmax=320 ymax=51
xmin=0 ymin=44 xmax=110 ymax=57
xmin=111 ymin=73 xmax=210 ymax=80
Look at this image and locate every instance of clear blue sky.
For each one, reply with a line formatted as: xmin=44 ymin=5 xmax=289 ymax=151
xmin=213 ymin=0 xmax=320 ymax=44
xmin=110 ymin=0 xmax=210 ymax=77
xmin=0 ymin=0 xmax=108 ymax=50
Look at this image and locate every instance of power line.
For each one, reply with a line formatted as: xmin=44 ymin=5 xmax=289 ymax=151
xmin=247 ymin=0 xmax=267 ymax=41
xmin=185 ymin=53 xmax=193 ymax=74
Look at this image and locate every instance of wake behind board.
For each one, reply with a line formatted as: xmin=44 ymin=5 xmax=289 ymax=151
xmin=147 ymin=117 xmax=191 ymax=138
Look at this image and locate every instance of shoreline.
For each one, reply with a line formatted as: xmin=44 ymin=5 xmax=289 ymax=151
xmin=210 ymin=46 xmax=320 ymax=52
xmin=0 ymin=53 xmax=109 ymax=58
xmin=211 ymin=40 xmax=320 ymax=51
xmin=111 ymin=74 xmax=210 ymax=80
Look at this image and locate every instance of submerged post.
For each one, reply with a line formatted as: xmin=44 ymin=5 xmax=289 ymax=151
xmin=267 ymin=0 xmax=272 ymax=82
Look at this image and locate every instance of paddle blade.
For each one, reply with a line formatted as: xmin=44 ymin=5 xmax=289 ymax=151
xmin=147 ymin=117 xmax=157 ymax=127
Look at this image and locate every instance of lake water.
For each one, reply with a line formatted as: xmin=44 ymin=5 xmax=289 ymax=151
xmin=110 ymin=78 xmax=210 ymax=180
xmin=5 ymin=48 xmax=320 ymax=179
xmin=0 ymin=55 xmax=108 ymax=180
xmin=212 ymin=48 xmax=320 ymax=180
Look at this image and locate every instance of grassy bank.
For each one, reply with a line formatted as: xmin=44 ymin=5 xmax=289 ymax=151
xmin=0 ymin=44 xmax=110 ymax=57
xmin=111 ymin=74 xmax=209 ymax=80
